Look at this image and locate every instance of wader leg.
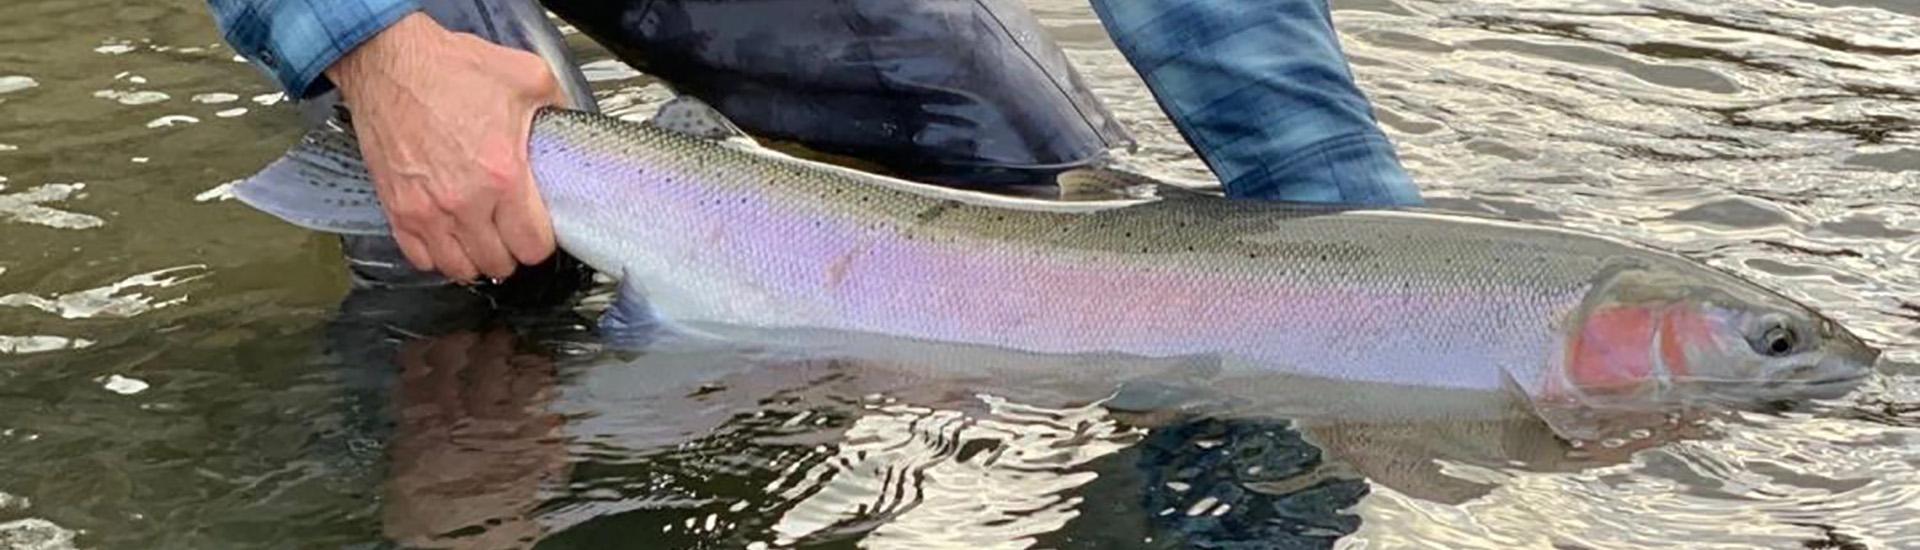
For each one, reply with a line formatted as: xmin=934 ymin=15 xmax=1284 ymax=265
xmin=545 ymin=0 xmax=1134 ymax=188
xmin=1089 ymin=0 xmax=1423 ymax=206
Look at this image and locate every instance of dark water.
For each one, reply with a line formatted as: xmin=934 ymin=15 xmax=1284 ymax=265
xmin=2 ymin=0 xmax=1918 ymax=548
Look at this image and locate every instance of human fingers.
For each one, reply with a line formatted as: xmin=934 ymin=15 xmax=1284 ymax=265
xmin=455 ymin=217 xmax=518 ymax=280
xmin=497 ymin=103 xmax=557 ymax=266
xmin=495 ymin=177 xmax=555 ymax=266
xmin=392 ymin=229 xmax=437 ymax=273
xmin=423 ymin=229 xmax=480 ymax=282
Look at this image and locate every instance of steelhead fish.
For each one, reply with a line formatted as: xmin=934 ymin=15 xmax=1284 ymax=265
xmin=232 ymin=100 xmax=1877 ymax=429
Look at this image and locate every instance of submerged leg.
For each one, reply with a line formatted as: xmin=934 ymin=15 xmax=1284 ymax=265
xmin=1089 ymin=0 xmax=1423 ymax=207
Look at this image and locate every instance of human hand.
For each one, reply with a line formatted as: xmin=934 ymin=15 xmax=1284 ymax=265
xmin=327 ymin=12 xmax=562 ymax=282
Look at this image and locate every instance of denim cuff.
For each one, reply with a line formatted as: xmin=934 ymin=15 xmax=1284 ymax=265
xmin=1090 ymin=0 xmax=1422 ymax=206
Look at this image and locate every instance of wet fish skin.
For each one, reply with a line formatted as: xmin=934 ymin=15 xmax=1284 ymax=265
xmin=520 ymin=108 xmax=1877 ymax=412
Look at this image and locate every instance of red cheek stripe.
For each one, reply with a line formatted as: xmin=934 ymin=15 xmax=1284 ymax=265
xmin=1659 ymin=308 xmax=1709 ymax=378
xmin=1566 ymin=305 xmax=1657 ymax=394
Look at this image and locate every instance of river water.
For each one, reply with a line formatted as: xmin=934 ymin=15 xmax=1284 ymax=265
xmin=1 ymin=0 xmax=1917 ymax=548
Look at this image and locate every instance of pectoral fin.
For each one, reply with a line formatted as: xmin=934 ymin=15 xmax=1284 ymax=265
xmin=598 ymin=272 xmax=661 ymax=348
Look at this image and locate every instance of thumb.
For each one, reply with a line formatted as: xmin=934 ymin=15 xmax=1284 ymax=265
xmin=500 ymin=103 xmax=557 ymax=266
xmin=543 ymin=72 xmax=569 ymax=109
xmin=508 ymin=48 xmax=567 ymax=109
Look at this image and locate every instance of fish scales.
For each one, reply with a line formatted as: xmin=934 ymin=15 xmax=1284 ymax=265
xmin=529 ymin=110 xmax=1642 ymax=391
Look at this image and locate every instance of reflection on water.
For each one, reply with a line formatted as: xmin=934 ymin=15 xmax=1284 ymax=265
xmin=760 ymin=396 xmax=1135 ymax=548
xmin=1 ymin=0 xmax=1918 ymax=548
xmin=384 ymin=328 xmax=566 ymax=549
xmin=378 ymin=309 xmax=1388 ymax=550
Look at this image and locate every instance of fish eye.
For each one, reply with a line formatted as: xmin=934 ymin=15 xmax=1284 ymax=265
xmin=1758 ymin=324 xmax=1798 ymax=357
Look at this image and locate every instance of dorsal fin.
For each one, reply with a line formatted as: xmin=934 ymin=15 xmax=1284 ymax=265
xmin=1054 ymin=165 xmax=1220 ymax=201
xmin=647 ymin=95 xmax=754 ymax=144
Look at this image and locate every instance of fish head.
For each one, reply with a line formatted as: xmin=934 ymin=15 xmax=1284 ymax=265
xmin=1548 ymin=261 xmax=1878 ymax=411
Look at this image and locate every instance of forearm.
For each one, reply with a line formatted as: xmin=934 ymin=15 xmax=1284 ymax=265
xmin=324 ymin=12 xmax=447 ymax=105
xmin=205 ymin=0 xmax=421 ymax=98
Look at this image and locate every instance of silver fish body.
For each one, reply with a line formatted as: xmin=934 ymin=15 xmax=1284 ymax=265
xmin=520 ymin=109 xmax=1877 ymax=409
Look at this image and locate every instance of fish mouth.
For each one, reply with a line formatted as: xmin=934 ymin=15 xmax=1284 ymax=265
xmin=1793 ymin=373 xmax=1872 ymax=400
xmin=1762 ymin=359 xmax=1875 ymax=401
xmin=1805 ymin=371 xmax=1872 ymax=386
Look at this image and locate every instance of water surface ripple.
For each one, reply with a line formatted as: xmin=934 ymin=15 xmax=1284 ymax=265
xmin=0 ymin=0 xmax=1916 ymax=548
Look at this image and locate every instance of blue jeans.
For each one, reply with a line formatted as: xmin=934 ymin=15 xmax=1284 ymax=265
xmin=1091 ymin=0 xmax=1423 ymax=206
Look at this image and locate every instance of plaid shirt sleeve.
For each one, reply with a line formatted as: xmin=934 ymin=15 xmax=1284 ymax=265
xmin=206 ymin=0 xmax=421 ymax=99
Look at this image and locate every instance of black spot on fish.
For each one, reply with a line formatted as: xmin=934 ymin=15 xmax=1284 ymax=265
xmin=915 ymin=201 xmax=958 ymax=223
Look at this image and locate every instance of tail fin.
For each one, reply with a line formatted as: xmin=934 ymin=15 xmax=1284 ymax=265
xmin=231 ymin=121 xmax=390 ymax=236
